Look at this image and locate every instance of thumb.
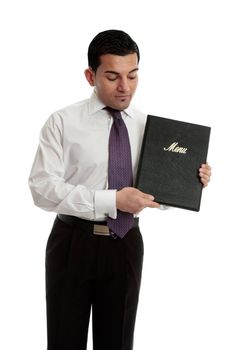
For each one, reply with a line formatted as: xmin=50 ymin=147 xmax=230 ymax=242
xmin=140 ymin=191 xmax=155 ymax=201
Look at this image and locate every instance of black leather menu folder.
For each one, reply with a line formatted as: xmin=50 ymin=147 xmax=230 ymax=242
xmin=135 ymin=115 xmax=211 ymax=211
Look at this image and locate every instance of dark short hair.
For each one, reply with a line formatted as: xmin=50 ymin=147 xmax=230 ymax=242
xmin=87 ymin=29 xmax=140 ymax=72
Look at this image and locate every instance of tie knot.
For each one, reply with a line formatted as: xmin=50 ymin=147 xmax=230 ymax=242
xmin=105 ymin=106 xmax=122 ymax=120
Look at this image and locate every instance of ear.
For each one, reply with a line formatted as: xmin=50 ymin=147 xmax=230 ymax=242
xmin=84 ymin=68 xmax=95 ymax=87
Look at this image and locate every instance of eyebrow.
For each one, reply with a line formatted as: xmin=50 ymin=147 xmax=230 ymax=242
xmin=104 ymin=68 xmax=139 ymax=75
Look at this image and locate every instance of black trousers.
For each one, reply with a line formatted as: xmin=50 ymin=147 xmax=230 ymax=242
xmin=45 ymin=216 xmax=144 ymax=350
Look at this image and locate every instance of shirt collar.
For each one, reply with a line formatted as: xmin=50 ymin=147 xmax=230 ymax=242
xmin=123 ymin=105 xmax=135 ymax=119
xmin=88 ymin=90 xmax=135 ymax=119
xmin=88 ymin=91 xmax=106 ymax=115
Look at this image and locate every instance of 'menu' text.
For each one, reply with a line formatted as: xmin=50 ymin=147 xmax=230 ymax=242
xmin=163 ymin=142 xmax=188 ymax=154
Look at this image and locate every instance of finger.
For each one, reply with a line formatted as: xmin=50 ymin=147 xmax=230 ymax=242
xmin=200 ymin=172 xmax=210 ymax=179
xmin=144 ymin=200 xmax=160 ymax=208
xmin=199 ymin=169 xmax=212 ymax=178
xmin=200 ymin=163 xmax=212 ymax=173
xmin=199 ymin=164 xmax=212 ymax=175
xmin=199 ymin=172 xmax=211 ymax=180
xmin=200 ymin=175 xmax=210 ymax=187
xmin=139 ymin=192 xmax=155 ymax=201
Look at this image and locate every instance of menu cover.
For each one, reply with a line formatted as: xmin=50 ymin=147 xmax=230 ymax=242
xmin=135 ymin=115 xmax=211 ymax=211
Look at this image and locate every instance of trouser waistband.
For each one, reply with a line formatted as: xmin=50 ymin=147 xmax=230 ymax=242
xmin=57 ymin=214 xmax=139 ymax=238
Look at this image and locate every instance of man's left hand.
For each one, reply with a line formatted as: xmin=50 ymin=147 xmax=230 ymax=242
xmin=199 ymin=163 xmax=212 ymax=187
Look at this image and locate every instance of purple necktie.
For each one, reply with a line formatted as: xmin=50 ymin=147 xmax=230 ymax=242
xmin=106 ymin=107 xmax=134 ymax=238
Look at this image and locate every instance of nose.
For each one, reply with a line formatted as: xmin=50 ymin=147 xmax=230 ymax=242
xmin=117 ymin=77 xmax=130 ymax=93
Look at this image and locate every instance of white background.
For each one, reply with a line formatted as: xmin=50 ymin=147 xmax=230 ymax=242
xmin=0 ymin=0 xmax=232 ymax=349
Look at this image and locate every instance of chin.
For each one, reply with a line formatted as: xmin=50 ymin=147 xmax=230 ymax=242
xmin=115 ymin=100 xmax=131 ymax=110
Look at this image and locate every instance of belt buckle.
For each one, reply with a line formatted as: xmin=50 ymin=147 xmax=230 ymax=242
xmin=93 ymin=224 xmax=110 ymax=236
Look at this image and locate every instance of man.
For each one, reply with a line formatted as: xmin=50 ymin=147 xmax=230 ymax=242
xmin=29 ymin=30 xmax=211 ymax=350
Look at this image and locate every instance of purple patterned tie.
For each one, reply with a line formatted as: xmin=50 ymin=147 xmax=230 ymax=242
xmin=106 ymin=106 xmax=134 ymax=238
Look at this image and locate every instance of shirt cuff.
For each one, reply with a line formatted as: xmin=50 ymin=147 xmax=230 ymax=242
xmin=95 ymin=190 xmax=117 ymax=219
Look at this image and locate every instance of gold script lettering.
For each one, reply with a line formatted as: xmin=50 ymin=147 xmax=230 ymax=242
xmin=163 ymin=142 xmax=187 ymax=154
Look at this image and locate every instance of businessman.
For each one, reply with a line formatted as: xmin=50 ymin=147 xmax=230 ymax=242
xmin=29 ymin=29 xmax=211 ymax=350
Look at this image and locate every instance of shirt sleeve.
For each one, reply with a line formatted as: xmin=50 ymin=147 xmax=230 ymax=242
xmin=28 ymin=113 xmax=115 ymax=220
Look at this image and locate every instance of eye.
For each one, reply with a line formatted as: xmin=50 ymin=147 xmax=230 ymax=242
xmin=106 ymin=74 xmax=118 ymax=81
xmin=107 ymin=77 xmax=118 ymax=81
xmin=128 ymin=73 xmax=138 ymax=80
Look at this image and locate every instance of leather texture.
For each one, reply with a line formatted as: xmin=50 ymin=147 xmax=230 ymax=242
xmin=135 ymin=115 xmax=211 ymax=211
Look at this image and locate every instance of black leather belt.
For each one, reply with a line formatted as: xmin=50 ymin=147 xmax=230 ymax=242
xmin=57 ymin=214 xmax=139 ymax=238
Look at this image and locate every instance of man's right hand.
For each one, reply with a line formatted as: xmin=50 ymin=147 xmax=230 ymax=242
xmin=116 ymin=187 xmax=160 ymax=214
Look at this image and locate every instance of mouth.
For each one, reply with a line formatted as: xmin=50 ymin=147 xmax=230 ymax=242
xmin=115 ymin=95 xmax=131 ymax=101
xmin=115 ymin=95 xmax=131 ymax=98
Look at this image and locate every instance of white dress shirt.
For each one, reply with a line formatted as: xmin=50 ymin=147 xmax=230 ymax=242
xmin=29 ymin=92 xmax=147 ymax=221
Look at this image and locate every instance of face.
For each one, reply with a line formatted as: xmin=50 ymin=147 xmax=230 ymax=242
xmin=85 ymin=53 xmax=139 ymax=110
